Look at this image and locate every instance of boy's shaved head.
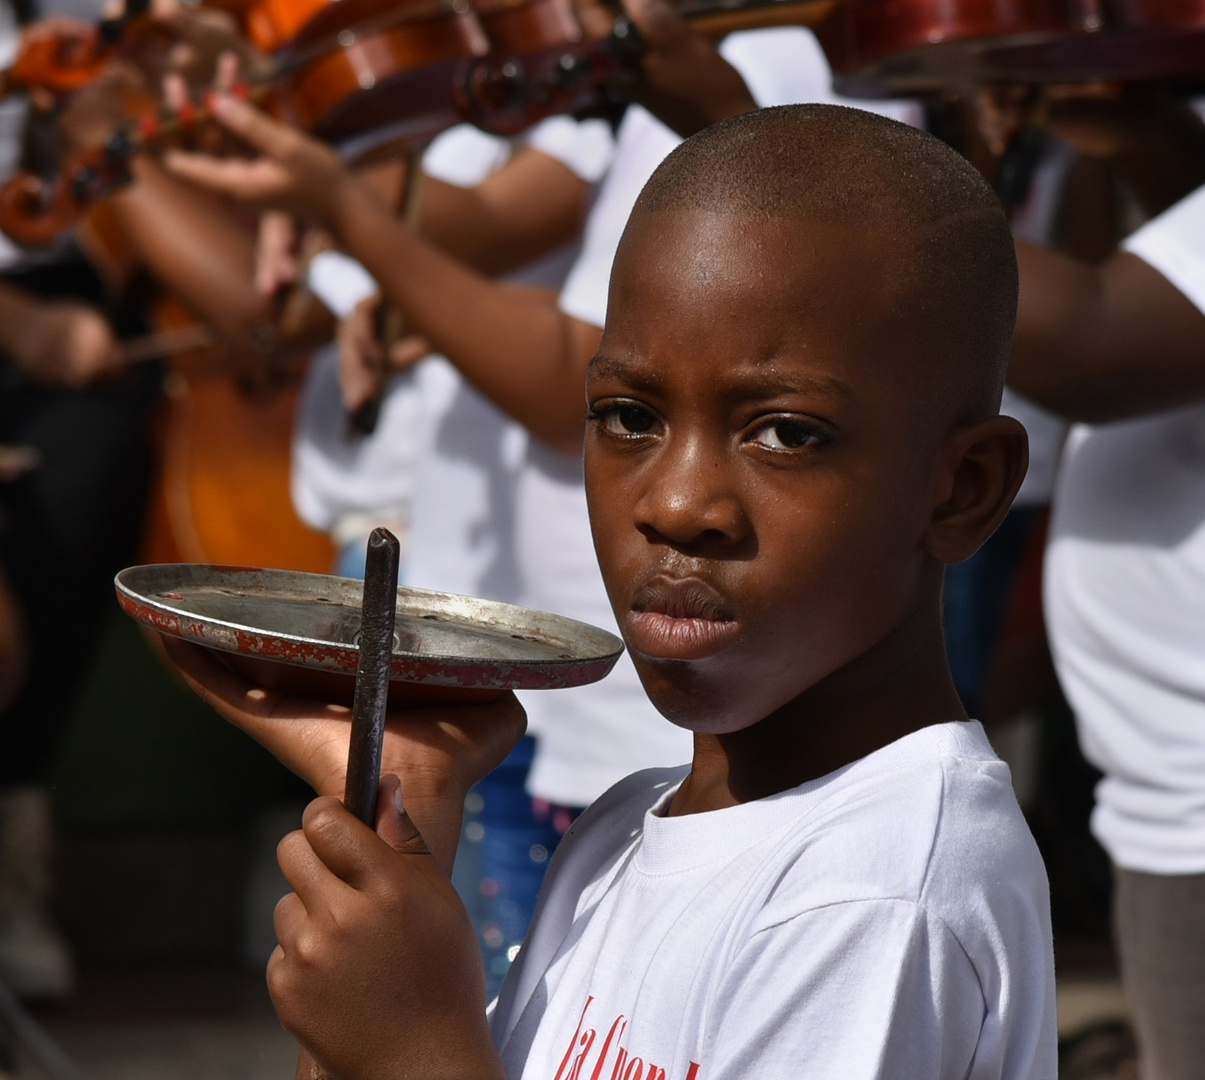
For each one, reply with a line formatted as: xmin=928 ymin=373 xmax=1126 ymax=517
xmin=630 ymin=104 xmax=1018 ymax=423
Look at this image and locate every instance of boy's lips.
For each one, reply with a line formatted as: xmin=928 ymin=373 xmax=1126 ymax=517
xmin=625 ymin=576 xmax=739 ymax=661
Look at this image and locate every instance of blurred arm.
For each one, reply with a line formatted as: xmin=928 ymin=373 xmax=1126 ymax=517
xmin=1010 ymin=241 xmax=1205 ymax=422
xmin=420 ymin=147 xmax=591 ymax=275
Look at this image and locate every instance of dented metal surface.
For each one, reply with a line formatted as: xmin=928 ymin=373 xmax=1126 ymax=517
xmin=114 ymin=563 xmax=624 ymax=694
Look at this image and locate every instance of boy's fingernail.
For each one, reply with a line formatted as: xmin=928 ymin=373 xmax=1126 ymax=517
xmin=392 ymin=777 xmax=405 ymax=815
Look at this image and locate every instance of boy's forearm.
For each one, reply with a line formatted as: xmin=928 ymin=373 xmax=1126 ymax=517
xmin=420 ymin=151 xmax=590 ymax=277
xmin=1010 ymin=242 xmax=1205 ymax=422
xmin=326 ymin=177 xmax=598 ymax=453
xmin=112 ymin=161 xmax=270 ymax=347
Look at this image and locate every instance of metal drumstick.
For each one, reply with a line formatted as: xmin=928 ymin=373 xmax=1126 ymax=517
xmin=344 ymin=526 xmax=400 ymax=824
xmin=297 ymin=526 xmax=401 ymax=1080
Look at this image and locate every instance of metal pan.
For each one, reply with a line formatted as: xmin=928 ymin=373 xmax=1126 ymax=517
xmin=115 ymin=563 xmax=624 ymax=705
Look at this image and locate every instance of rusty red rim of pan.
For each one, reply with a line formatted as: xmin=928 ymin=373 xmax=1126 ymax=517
xmin=115 ymin=563 xmax=624 ymax=695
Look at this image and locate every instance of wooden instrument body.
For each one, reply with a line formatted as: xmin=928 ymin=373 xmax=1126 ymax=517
xmin=253 ymin=0 xmax=598 ymax=154
xmin=268 ymin=0 xmax=839 ymax=150
xmin=3 ymin=24 xmax=115 ymax=96
xmin=269 ymin=0 xmax=491 ymax=151
xmin=78 ymin=204 xmax=334 ymax=576
xmin=818 ymin=0 xmax=1205 ymax=96
xmin=140 ymin=342 xmax=334 ymax=575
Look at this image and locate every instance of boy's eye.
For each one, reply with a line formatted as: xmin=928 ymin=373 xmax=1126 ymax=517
xmin=750 ymin=418 xmax=826 ymax=451
xmin=593 ymin=403 xmax=658 ymax=437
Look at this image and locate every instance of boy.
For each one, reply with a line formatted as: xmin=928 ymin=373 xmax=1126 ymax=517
xmin=164 ymin=104 xmax=1055 ymax=1079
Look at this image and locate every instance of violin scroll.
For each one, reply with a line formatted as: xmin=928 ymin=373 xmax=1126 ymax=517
xmin=6 ymin=23 xmax=117 ymax=96
xmin=0 ymin=172 xmax=82 ymax=248
xmin=0 ymin=146 xmax=126 ymax=248
xmin=0 ymin=0 xmax=153 ymax=101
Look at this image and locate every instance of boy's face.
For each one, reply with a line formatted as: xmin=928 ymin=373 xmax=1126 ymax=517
xmin=585 ymin=208 xmax=951 ymax=734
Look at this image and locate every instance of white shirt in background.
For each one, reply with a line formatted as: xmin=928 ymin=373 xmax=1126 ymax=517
xmin=1044 ymin=182 xmax=1205 ymax=874
xmin=291 ymin=118 xmax=614 ymax=629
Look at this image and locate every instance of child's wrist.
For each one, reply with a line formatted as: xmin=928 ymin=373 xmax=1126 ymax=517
xmin=325 ymin=171 xmax=385 ymax=251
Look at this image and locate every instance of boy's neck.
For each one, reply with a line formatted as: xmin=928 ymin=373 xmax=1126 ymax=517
xmin=669 ymin=598 xmax=966 ymax=816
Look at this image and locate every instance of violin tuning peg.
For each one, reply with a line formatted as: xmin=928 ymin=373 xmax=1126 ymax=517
xmin=104 ymin=127 xmax=134 ymax=159
xmin=556 ymin=51 xmax=594 ymax=86
xmin=609 ymin=15 xmax=645 ymax=55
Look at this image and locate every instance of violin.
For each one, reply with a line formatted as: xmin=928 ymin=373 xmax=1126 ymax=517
xmin=0 ymin=0 xmax=838 ymax=246
xmin=816 ymin=0 xmax=1205 ymax=98
xmin=224 ymin=0 xmax=840 ymax=145
xmin=0 ymin=19 xmax=120 ymax=97
xmin=0 ymin=0 xmax=156 ymax=101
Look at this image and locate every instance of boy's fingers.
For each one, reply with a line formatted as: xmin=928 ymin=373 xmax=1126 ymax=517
xmin=387 ymin=333 xmax=431 ymax=372
xmin=207 ymin=93 xmax=293 ymax=157
xmin=162 ymin=71 xmax=188 ymax=111
xmin=162 ymin=148 xmax=258 ymax=195
xmin=272 ymin=887 xmax=306 ymax=938
xmin=214 ymin=50 xmax=240 ymax=92
xmin=375 ymin=774 xmax=432 ymax=856
xmin=158 ymin=632 xmax=350 ymax=732
xmin=159 ymin=634 xmax=250 ymax=706
xmin=620 ymin=0 xmax=682 ymax=42
xmin=301 ymin=795 xmax=397 ymax=888
xmin=300 ymin=786 xmax=433 ymax=891
xmin=570 ymin=0 xmax=613 ymax=40
xmin=158 ymin=634 xmax=278 ymax=718
xmin=277 ymin=821 xmax=350 ymax=910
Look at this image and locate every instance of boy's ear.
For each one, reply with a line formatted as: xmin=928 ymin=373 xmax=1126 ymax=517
xmin=924 ymin=415 xmax=1029 ymax=564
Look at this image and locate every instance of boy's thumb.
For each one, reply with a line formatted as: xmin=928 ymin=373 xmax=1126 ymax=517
xmin=374 ymin=773 xmax=431 ymax=856
xmin=619 ymin=0 xmax=682 ymax=44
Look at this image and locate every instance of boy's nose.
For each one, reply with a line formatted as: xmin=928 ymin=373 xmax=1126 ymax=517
xmin=634 ymin=437 xmax=751 ymax=550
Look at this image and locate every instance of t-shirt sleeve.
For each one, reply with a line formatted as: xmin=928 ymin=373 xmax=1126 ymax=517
xmin=521 ymin=116 xmax=616 ymax=185
xmin=705 ymin=899 xmax=988 ymax=1080
xmin=1122 ymin=184 xmax=1205 ymax=316
xmin=422 ymin=124 xmax=512 ymax=187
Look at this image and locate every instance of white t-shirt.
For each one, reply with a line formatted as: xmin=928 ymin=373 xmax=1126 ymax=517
xmin=404 ymin=121 xmax=612 ymax=606
xmin=290 ymin=118 xmax=614 ymax=585
xmin=519 ymin=29 xmax=921 ymax=806
xmin=1044 ymin=183 xmax=1205 ymax=874
xmin=491 ymin=721 xmax=1057 ymax=1080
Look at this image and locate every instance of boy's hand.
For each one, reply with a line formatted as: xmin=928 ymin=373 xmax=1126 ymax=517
xmin=159 ymin=636 xmax=526 ymax=874
xmin=141 ymin=1 xmax=270 ymax=94
xmin=270 ymin=775 xmax=506 ymax=1080
xmin=576 ymin=0 xmax=756 ymax=137
xmin=254 ymin=211 xmax=301 ymax=297
xmin=164 ymin=92 xmax=364 ymax=229
xmin=7 ymin=300 xmax=122 ymax=386
xmin=337 ymin=294 xmax=432 ymax=412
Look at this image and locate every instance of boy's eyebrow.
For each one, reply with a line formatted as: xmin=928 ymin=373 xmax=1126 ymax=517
xmin=587 ymin=355 xmax=634 ymax=379
xmin=588 ymin=354 xmax=855 ymax=403
xmin=728 ymin=372 xmax=855 ymax=404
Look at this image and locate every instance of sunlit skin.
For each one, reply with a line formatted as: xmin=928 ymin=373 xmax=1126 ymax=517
xmin=585 ymin=208 xmax=1028 ymax=816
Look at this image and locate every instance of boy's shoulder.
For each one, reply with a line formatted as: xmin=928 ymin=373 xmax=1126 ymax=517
xmin=500 ymin=722 xmax=1054 ymax=1076
xmin=556 ymin=721 xmax=1046 ymax=929
xmin=750 ymin=720 xmax=1050 ymax=963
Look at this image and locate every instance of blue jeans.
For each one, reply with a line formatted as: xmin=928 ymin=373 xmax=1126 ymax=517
xmin=452 ymin=736 xmax=579 ymax=998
